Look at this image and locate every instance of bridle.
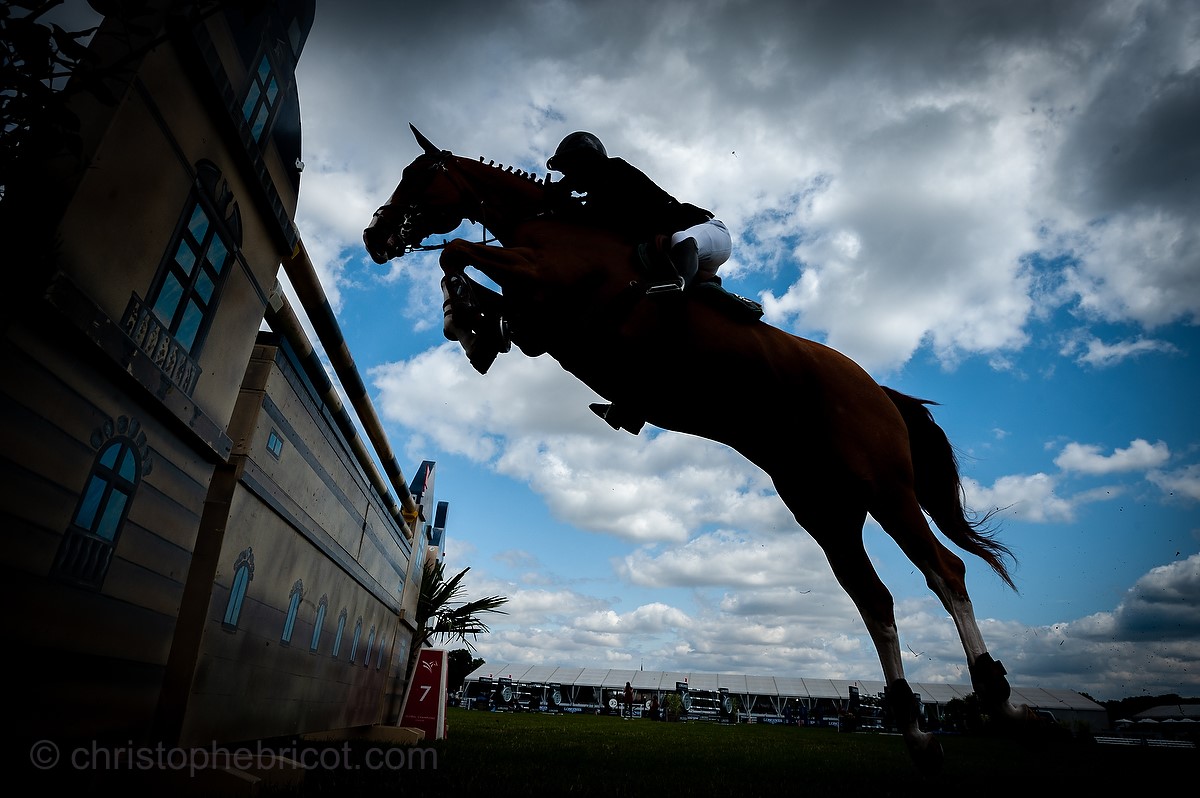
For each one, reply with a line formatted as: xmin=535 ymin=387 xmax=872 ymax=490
xmin=370 ymin=152 xmax=500 ymax=255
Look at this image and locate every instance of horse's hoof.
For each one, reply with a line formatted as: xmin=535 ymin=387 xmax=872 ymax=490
xmin=905 ymin=733 xmax=944 ymax=778
xmin=969 ymin=652 xmax=1012 ymax=710
xmin=467 ymin=348 xmax=498 ymax=375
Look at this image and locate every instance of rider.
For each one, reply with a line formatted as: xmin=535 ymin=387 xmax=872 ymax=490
xmin=545 ymin=132 xmax=734 ymax=434
xmin=545 ymin=131 xmax=732 ymax=293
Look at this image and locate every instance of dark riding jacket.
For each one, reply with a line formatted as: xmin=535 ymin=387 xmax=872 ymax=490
xmin=549 ymin=157 xmax=712 ymax=242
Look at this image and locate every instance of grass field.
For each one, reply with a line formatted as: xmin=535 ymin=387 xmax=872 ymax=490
xmin=263 ymin=707 xmax=1197 ymax=796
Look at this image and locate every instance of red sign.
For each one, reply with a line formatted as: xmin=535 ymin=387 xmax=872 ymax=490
xmin=399 ymin=648 xmax=448 ymax=740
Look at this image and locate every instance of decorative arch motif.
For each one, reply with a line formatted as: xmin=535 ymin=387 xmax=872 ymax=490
xmin=349 ymin=616 xmax=363 ymax=663
xmin=51 ymin=416 xmax=152 ymax=589
xmin=331 ymin=608 xmax=348 ymax=658
xmin=362 ymin=624 xmax=376 ymax=667
xmin=310 ymin=594 xmax=328 ymax=652
xmin=281 ymin=578 xmax=304 ymax=644
xmin=376 ymin=630 xmax=389 ymax=670
xmin=222 ymin=547 xmax=255 ymax=629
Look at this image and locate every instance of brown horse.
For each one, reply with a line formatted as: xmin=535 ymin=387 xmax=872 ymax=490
xmin=364 ymin=126 xmax=1032 ymax=773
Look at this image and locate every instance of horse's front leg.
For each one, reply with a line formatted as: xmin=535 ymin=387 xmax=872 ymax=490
xmin=440 ymin=239 xmax=558 ymax=286
xmin=439 ymin=242 xmax=519 ymax=374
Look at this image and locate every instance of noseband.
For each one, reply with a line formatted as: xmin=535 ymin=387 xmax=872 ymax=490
xmin=371 ymin=153 xmax=497 ymax=255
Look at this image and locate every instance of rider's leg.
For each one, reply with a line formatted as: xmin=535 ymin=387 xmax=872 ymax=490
xmin=682 ymin=219 xmax=731 ymax=284
xmin=645 ymin=237 xmax=695 ymax=294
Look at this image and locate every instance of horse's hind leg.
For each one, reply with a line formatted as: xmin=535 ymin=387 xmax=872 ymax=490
xmin=871 ymin=490 xmax=1031 ymax=723
xmin=798 ymin=502 xmax=944 ymax=776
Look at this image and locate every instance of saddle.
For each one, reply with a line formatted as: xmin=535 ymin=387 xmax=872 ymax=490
xmin=636 ymin=239 xmax=764 ymax=322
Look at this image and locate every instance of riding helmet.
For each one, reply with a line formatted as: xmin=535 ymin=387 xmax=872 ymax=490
xmin=547 ymin=131 xmax=607 ymax=171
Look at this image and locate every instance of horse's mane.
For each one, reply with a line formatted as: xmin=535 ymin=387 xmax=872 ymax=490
xmin=472 ymin=155 xmax=549 ymax=187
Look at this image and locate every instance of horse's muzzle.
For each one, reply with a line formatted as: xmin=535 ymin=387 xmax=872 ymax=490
xmin=363 ymin=212 xmax=401 ymax=264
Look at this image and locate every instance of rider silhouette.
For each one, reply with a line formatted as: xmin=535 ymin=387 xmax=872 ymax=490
xmin=546 ymin=132 xmax=734 ymax=434
xmin=545 ymin=132 xmax=731 ymax=293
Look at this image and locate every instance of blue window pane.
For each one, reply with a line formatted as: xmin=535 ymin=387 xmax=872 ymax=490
xmin=224 ymin=566 xmax=249 ymax=626
xmin=251 ymin=105 xmax=269 ymax=141
xmin=74 ymin=475 xmax=106 ymax=529
xmin=311 ymin=604 xmax=326 ymax=651
xmin=96 ymin=488 xmax=128 ymax=540
xmin=283 ymin=592 xmax=300 ymax=642
xmin=257 ymin=56 xmax=271 ymax=82
xmin=195 ymin=269 xmax=215 ymax=303
xmin=207 ymin=235 xmax=229 ymax=274
xmin=266 ymin=77 xmax=278 ymax=104
xmin=187 ymin=205 xmax=209 ymax=243
xmin=174 ymin=238 xmax=197 ymax=274
xmin=242 ymin=86 xmax=261 ymax=123
xmin=332 ymin=616 xmax=345 ymax=657
xmin=176 ymin=300 xmax=203 ymax=350
xmin=117 ymin=446 xmax=137 ymax=482
xmin=153 ymin=273 xmax=184 ymax=324
xmin=99 ymin=443 xmax=119 ymax=469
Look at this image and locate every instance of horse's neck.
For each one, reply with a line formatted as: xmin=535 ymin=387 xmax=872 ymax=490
xmin=456 ymin=157 xmax=545 ymax=237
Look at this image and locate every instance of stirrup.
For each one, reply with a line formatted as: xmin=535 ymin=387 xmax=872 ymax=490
xmin=588 ymin=403 xmax=645 ymax=435
xmin=645 ymin=277 xmax=684 ymax=295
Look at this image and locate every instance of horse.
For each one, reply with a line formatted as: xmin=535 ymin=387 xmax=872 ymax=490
xmin=364 ymin=125 xmax=1033 ymax=773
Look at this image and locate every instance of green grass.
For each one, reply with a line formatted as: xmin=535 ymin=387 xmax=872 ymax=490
xmin=265 ymin=708 xmax=1198 ymax=796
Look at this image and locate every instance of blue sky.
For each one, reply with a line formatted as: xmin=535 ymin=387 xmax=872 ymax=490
xmin=64 ymin=0 xmax=1199 ymax=702
xmin=280 ymin=0 xmax=1200 ymax=703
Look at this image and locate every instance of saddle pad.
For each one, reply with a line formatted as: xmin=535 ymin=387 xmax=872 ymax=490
xmin=694 ymin=281 xmax=764 ymax=322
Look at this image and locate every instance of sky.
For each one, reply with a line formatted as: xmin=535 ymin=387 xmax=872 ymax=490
xmin=63 ymin=0 xmax=1200 ymax=703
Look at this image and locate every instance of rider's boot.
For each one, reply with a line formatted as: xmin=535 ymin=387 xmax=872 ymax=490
xmin=645 ymin=237 xmax=698 ymax=295
xmin=589 ymin=403 xmax=645 ymax=435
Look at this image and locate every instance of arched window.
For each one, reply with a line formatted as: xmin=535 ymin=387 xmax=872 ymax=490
xmin=146 ymin=162 xmax=240 ymax=357
xmin=349 ymin=617 xmax=363 ymax=664
xmin=310 ymin=594 xmax=328 ymax=652
xmin=222 ymin=547 xmax=255 ymax=629
xmin=362 ymin=624 xmax=376 ymax=667
xmin=376 ymin=632 xmax=389 ymax=670
xmin=331 ymin=609 xmax=347 ymax=658
xmin=52 ymin=422 xmax=146 ymax=589
xmin=281 ymin=579 xmax=303 ymax=644
xmin=395 ymin=637 xmax=409 ymax=676
xmin=241 ymin=48 xmax=283 ymax=144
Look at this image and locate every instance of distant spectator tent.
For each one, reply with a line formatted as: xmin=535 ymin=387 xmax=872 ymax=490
xmin=462 ymin=663 xmax=1108 ymax=732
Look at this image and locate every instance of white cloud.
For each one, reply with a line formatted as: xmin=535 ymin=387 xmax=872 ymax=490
xmin=1055 ymin=439 xmax=1171 ymax=474
xmin=1148 ymin=464 xmax=1200 ymax=502
xmin=963 ymin=473 xmax=1078 ymax=523
xmin=1061 ymin=333 xmax=1181 ymax=367
xmin=617 ymin=531 xmax=832 ymax=589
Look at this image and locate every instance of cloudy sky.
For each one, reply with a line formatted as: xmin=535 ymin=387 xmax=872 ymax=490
xmin=272 ymin=0 xmax=1200 ymax=703
xmin=33 ymin=0 xmax=1140 ymax=706
xmin=277 ymin=0 xmax=1200 ymax=704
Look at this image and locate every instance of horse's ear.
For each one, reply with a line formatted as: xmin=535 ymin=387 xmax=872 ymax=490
xmin=410 ymin=124 xmax=440 ymax=156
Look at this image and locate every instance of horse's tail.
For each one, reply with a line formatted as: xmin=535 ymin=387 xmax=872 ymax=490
xmin=881 ymin=386 xmax=1017 ymax=591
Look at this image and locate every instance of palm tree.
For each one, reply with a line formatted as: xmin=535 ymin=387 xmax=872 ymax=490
xmin=407 ymin=559 xmax=508 ymax=676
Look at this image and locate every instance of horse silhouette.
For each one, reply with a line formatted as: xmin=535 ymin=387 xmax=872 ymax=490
xmin=364 ymin=125 xmax=1034 ymax=773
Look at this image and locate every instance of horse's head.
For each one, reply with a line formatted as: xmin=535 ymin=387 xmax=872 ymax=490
xmin=363 ymin=125 xmax=478 ymax=264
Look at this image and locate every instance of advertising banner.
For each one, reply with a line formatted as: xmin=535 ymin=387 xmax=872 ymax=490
xmin=398 ymin=648 xmax=448 ymax=740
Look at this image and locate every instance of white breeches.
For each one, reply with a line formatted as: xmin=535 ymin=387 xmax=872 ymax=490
xmin=671 ymin=219 xmax=731 ymax=279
